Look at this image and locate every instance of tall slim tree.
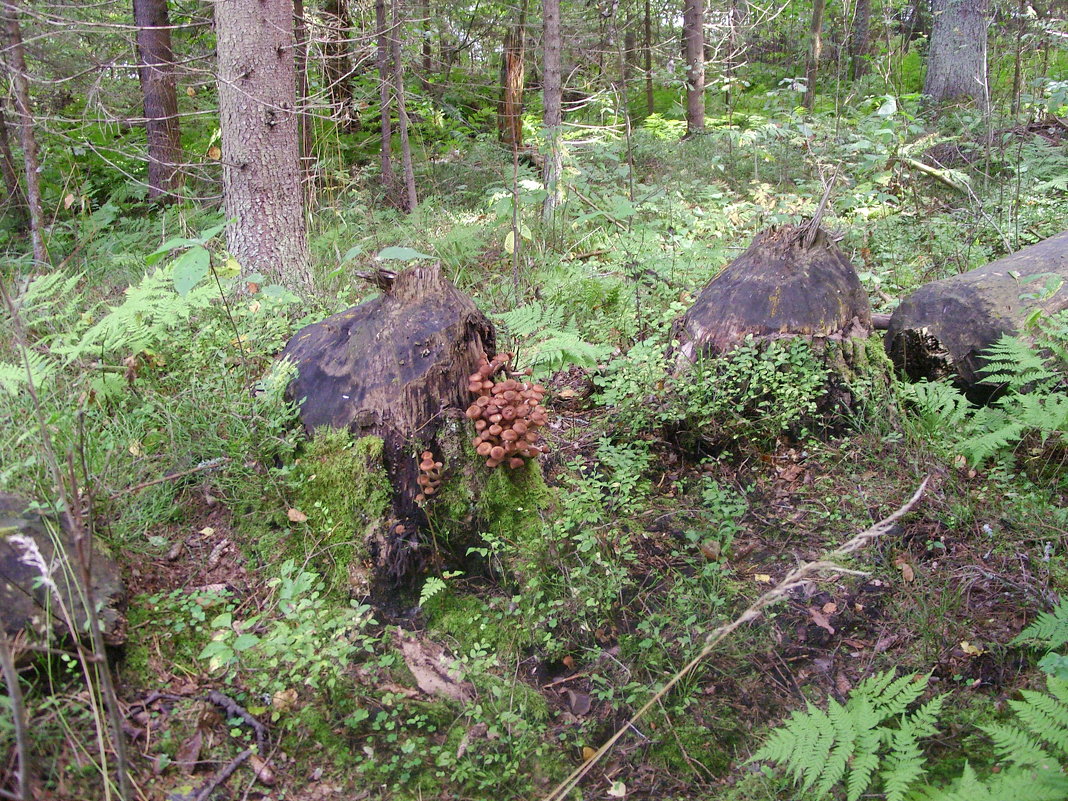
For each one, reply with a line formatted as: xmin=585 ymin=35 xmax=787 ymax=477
xmin=215 ymin=0 xmax=310 ymax=285
xmin=541 ymin=0 xmax=563 ymax=219
xmin=322 ymin=0 xmax=355 ymax=124
xmin=391 ymin=0 xmax=416 ymax=211
xmin=1 ymin=1 xmax=47 ymax=264
xmin=924 ymin=0 xmax=990 ymax=112
xmin=803 ymin=0 xmax=826 ymax=109
xmin=643 ymin=0 xmax=654 ymax=115
xmin=682 ymin=0 xmax=704 ymax=137
xmin=133 ymin=0 xmax=183 ymax=199
xmin=849 ymin=0 xmax=871 ymax=80
xmin=375 ymin=0 xmax=400 ymax=205
xmin=0 ymin=96 xmax=26 ymax=221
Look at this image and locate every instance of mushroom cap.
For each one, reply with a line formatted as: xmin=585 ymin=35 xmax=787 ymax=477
xmin=476 ymin=441 xmax=493 ymax=456
xmin=508 ymin=457 xmax=525 ymax=469
xmin=501 ymin=429 xmax=518 ymax=441
xmin=474 ymin=419 xmax=487 ymax=431
xmin=424 ymin=486 xmax=436 ymax=496
xmin=490 ymin=445 xmax=506 ymax=460
xmin=512 ymin=420 xmax=527 ymax=435
xmin=501 ymin=407 xmax=516 ymax=421
xmin=488 ymin=423 xmax=503 ymax=436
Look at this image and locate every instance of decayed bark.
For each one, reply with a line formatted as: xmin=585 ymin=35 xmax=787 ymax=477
xmin=375 ymin=0 xmax=399 ymax=205
xmin=682 ymin=0 xmax=704 ymax=136
xmin=886 ymin=231 xmax=1068 ymax=386
xmin=803 ymin=0 xmax=826 ymax=110
xmin=849 ymin=0 xmax=871 ymax=80
xmin=541 ymin=0 xmax=563 ymax=219
xmin=924 ymin=0 xmax=990 ymax=112
xmin=498 ymin=17 xmax=526 ymax=149
xmin=322 ymin=0 xmax=355 ymax=122
xmin=216 ymin=0 xmax=310 ymax=285
xmin=1 ymin=2 xmax=47 ymax=264
xmin=134 ymin=0 xmax=183 ymax=199
xmin=391 ymin=0 xmax=417 ymax=212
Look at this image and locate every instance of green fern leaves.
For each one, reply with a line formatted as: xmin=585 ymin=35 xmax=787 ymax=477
xmin=494 ymin=301 xmax=612 ymax=375
xmin=749 ymin=672 xmax=941 ymax=801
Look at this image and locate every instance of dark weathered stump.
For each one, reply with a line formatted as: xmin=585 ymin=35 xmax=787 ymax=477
xmin=886 ymin=230 xmax=1068 ymax=385
xmin=0 ymin=494 xmax=125 ymax=656
xmin=279 ymin=264 xmax=497 ymax=580
xmin=676 ymin=225 xmax=873 ymax=361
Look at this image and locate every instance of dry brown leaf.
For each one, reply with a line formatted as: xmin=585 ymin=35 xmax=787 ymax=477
xmin=582 ymin=746 xmax=597 ymax=762
xmin=174 ymin=728 xmax=202 ymax=774
xmin=272 ymin=688 xmax=298 ymax=712
xmin=893 ymin=555 xmax=915 ymax=582
xmin=822 ymin=602 xmax=838 ymax=614
xmin=249 ymin=753 xmax=276 ymax=786
xmin=393 ymin=630 xmax=474 ymax=704
xmin=287 ymin=508 xmax=308 ymax=523
xmin=565 ymin=689 xmax=592 ymax=716
xmin=808 ymin=607 xmax=835 ymax=635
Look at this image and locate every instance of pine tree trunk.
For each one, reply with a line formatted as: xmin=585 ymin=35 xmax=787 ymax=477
xmin=1 ymin=3 xmax=48 ymax=265
xmin=682 ymin=0 xmax=704 ymax=136
xmin=293 ymin=0 xmax=313 ymax=195
xmin=541 ymin=0 xmax=563 ymax=219
xmin=803 ymin=0 xmax=826 ymax=110
xmin=323 ymin=0 xmax=355 ymax=125
xmin=376 ymin=0 xmax=400 ymax=206
xmin=133 ymin=0 xmax=183 ymax=199
xmin=498 ymin=18 xmax=526 ymax=150
xmin=924 ymin=0 xmax=990 ymax=112
xmin=391 ymin=0 xmax=417 ymax=212
xmin=216 ymin=0 xmax=310 ymax=285
xmin=849 ymin=0 xmax=871 ymax=80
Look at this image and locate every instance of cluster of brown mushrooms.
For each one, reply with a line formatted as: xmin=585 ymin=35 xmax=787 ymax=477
xmin=466 ymin=353 xmax=549 ymax=469
xmin=415 ymin=450 xmax=444 ymax=503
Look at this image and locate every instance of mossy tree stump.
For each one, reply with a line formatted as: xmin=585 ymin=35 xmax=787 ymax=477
xmin=280 ymin=264 xmax=508 ymax=586
xmin=886 ymin=230 xmax=1068 ymax=387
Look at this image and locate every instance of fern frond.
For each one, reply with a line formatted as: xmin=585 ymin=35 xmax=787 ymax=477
xmin=978 ymin=335 xmax=1058 ymax=391
xmin=0 ymin=350 xmax=57 ymax=395
xmin=982 ymin=721 xmax=1055 ymax=767
xmin=904 ymin=380 xmax=973 ymax=432
xmin=1010 ymin=687 xmax=1068 ymax=759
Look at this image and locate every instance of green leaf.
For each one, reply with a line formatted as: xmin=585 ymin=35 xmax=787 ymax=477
xmin=172 ymin=247 xmax=211 ymax=296
xmin=233 ymin=633 xmax=261 ymax=652
xmin=210 ymin=612 xmax=233 ymax=629
xmin=377 ymin=246 xmax=432 ymax=261
xmin=504 ymin=230 xmax=516 ymax=254
xmin=146 ymin=236 xmax=199 ymax=265
xmin=198 ymin=220 xmax=230 ymax=243
xmin=341 ymin=245 xmax=364 ymax=263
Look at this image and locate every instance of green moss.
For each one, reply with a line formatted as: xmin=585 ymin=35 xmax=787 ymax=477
xmin=288 ymin=428 xmax=392 ymax=593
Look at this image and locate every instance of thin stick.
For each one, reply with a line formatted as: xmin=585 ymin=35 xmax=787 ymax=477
xmin=541 ymin=477 xmax=929 ymax=801
xmin=0 ymin=635 xmax=33 ymax=800
xmin=107 ymin=457 xmax=229 ymax=500
xmin=191 ymin=749 xmax=251 ymax=801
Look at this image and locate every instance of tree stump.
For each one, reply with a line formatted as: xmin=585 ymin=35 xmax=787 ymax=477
xmin=0 ymin=494 xmax=125 ymax=658
xmin=279 ymin=264 xmax=497 ymax=582
xmin=886 ymin=230 xmax=1068 ymax=386
xmin=676 ymin=225 xmax=873 ymax=361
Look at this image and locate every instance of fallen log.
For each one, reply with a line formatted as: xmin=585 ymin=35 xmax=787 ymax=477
xmin=885 ymin=230 xmax=1068 ymax=386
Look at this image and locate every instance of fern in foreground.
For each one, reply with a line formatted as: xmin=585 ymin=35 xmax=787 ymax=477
xmin=749 ymin=671 xmax=942 ymax=801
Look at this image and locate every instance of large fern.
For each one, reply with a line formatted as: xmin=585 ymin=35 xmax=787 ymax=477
xmin=749 ymin=671 xmax=941 ymax=801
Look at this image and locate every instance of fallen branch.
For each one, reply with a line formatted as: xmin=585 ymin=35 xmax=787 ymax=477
xmin=541 ymin=477 xmax=929 ymax=801
xmin=206 ymin=690 xmax=268 ymax=754
xmin=108 ymin=457 xmax=229 ymax=500
xmin=191 ymin=749 xmax=251 ymax=801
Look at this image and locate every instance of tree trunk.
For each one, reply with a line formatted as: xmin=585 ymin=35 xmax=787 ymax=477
xmin=644 ymin=0 xmax=653 ymax=115
xmin=924 ymin=0 xmax=990 ymax=112
xmin=803 ymin=0 xmax=826 ymax=110
xmin=391 ymin=0 xmax=417 ymax=212
xmin=133 ymin=0 xmax=183 ymax=199
xmin=849 ymin=0 xmax=871 ymax=80
xmin=541 ymin=0 xmax=562 ymax=220
xmin=1 ymin=3 xmax=48 ymax=265
xmin=376 ymin=0 xmax=399 ymax=206
xmin=886 ymin=230 xmax=1068 ymax=387
xmin=420 ymin=0 xmax=432 ymax=89
xmin=0 ymin=96 xmax=26 ymax=222
xmin=682 ymin=0 xmax=704 ymax=136
xmin=216 ymin=0 xmax=310 ymax=285
xmin=322 ymin=0 xmax=355 ymax=125
xmin=498 ymin=17 xmax=526 ymax=150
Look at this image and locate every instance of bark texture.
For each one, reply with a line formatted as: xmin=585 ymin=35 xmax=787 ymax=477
xmin=216 ymin=0 xmax=310 ymax=284
xmin=849 ymin=0 xmax=871 ymax=80
xmin=391 ymin=0 xmax=417 ymax=212
xmin=0 ymin=96 xmax=26 ymax=220
xmin=886 ymin=230 xmax=1068 ymax=386
xmin=682 ymin=0 xmax=704 ymax=136
xmin=375 ymin=0 xmax=399 ymax=205
xmin=541 ymin=0 xmax=563 ymax=219
xmin=676 ymin=226 xmax=872 ymax=361
xmin=803 ymin=0 xmax=827 ymax=109
xmin=2 ymin=3 xmax=47 ymax=264
xmin=924 ymin=0 xmax=990 ymax=111
xmin=280 ymin=264 xmax=496 ymax=520
xmin=134 ymin=0 xmax=183 ymax=199
xmin=498 ymin=22 xmax=526 ymax=149
xmin=322 ymin=0 xmax=355 ymax=123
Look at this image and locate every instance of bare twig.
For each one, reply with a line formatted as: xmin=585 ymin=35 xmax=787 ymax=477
xmin=206 ymin=690 xmax=268 ymax=754
xmin=541 ymin=477 xmax=929 ymax=801
xmin=191 ymin=749 xmax=252 ymax=801
xmin=0 ymin=635 xmax=34 ymax=800
xmin=107 ymin=457 xmax=229 ymax=500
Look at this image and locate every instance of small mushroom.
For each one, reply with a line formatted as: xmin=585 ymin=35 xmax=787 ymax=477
xmin=490 ymin=445 xmax=505 ymax=460
xmin=508 ymin=457 xmax=524 ymax=469
xmin=476 ymin=442 xmax=493 ymax=457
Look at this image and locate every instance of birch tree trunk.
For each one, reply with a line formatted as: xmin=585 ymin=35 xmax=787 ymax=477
xmin=682 ymin=0 xmax=704 ymax=137
xmin=216 ymin=0 xmax=310 ymax=285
